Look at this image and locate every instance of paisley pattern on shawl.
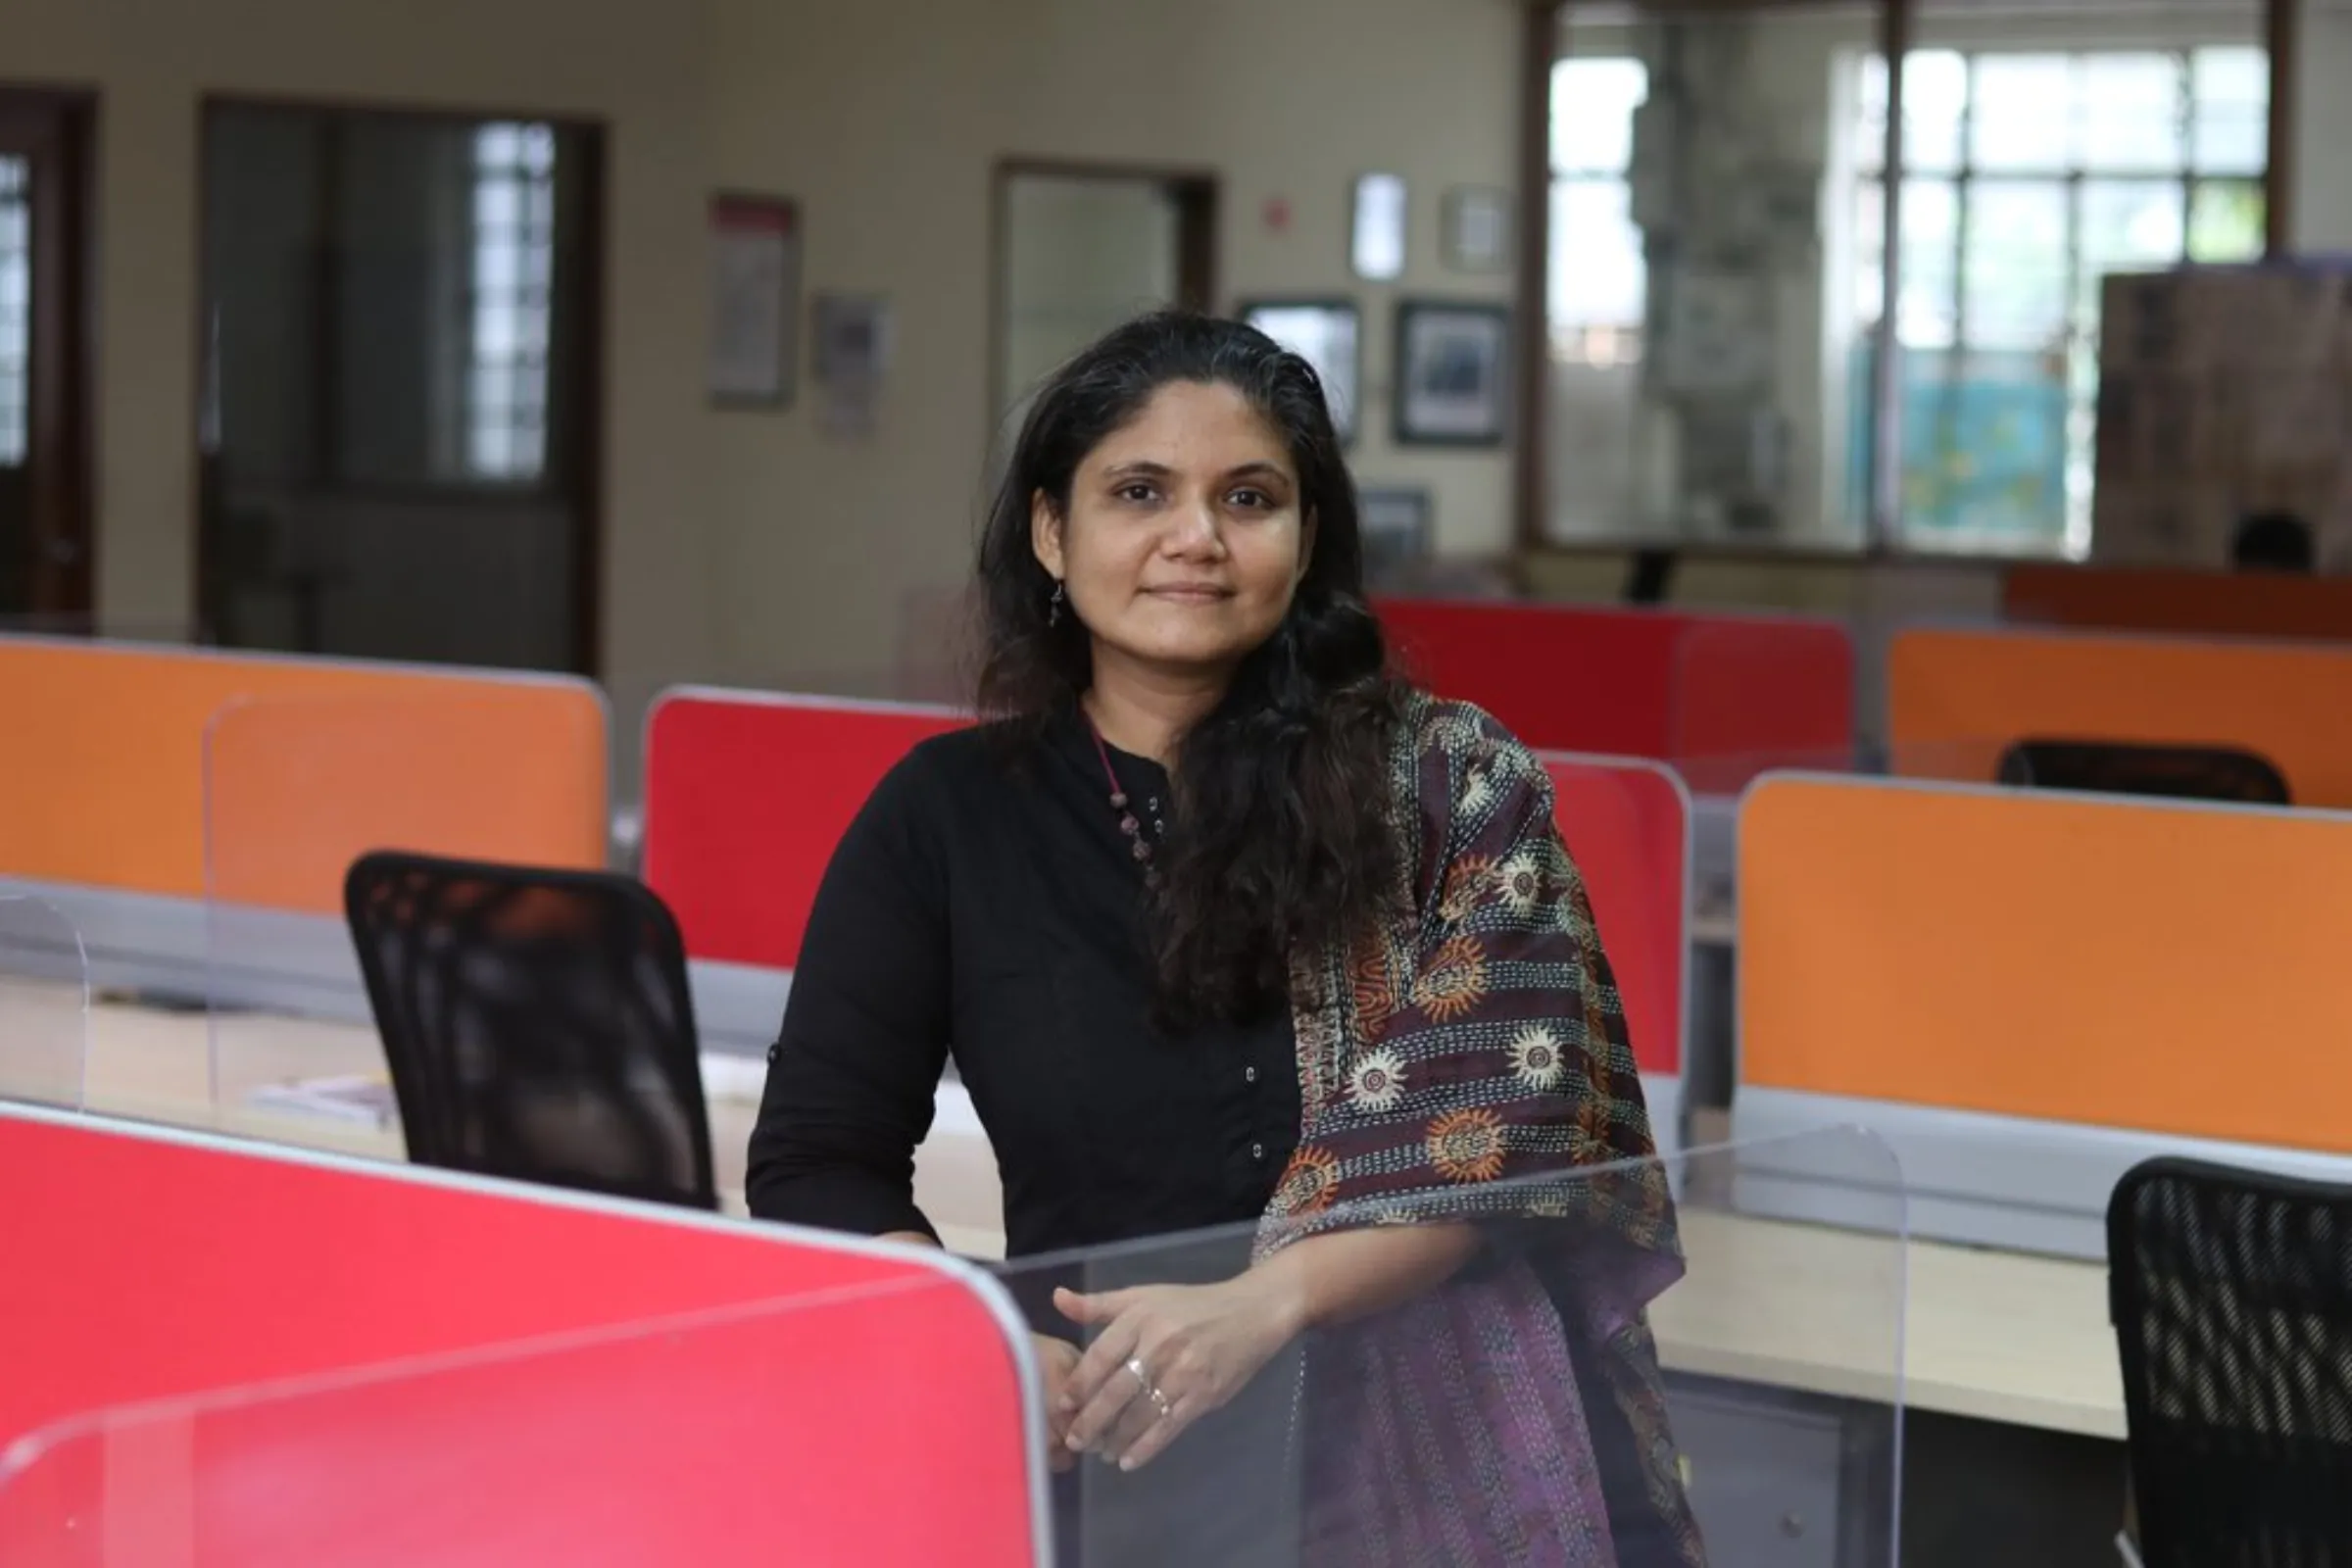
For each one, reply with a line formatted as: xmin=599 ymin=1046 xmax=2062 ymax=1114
xmin=1255 ymin=694 xmax=1706 ymax=1568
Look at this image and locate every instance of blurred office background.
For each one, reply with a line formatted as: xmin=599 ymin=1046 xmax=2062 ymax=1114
xmin=0 ymin=0 xmax=2343 ymax=762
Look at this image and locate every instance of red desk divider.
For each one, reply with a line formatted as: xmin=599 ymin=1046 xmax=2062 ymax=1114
xmin=1668 ymin=615 xmax=1855 ymax=769
xmin=1543 ymin=756 xmax=1688 ymax=1080
xmin=641 ymin=688 xmax=967 ymax=969
xmin=1376 ymin=598 xmax=1853 ymax=767
xmin=1380 ymin=599 xmax=1680 ymax=756
xmin=0 ymin=1106 xmax=1042 ymax=1566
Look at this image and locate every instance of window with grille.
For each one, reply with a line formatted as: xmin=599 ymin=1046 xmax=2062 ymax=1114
xmin=1545 ymin=56 xmax=1652 ymax=541
xmin=1548 ymin=56 xmax=1649 ymax=367
xmin=467 ymin=122 xmax=557 ymax=482
xmin=0 ymin=157 xmax=28 ymax=467
xmin=1850 ymin=46 xmax=2267 ymax=555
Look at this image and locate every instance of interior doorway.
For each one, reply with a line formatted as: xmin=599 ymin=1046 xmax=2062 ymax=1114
xmin=0 ymin=88 xmax=95 ymax=628
xmin=196 ymin=99 xmax=605 ymax=674
xmin=991 ymin=160 xmax=1217 ymax=438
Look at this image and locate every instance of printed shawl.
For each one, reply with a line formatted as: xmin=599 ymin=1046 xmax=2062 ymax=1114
xmin=1254 ymin=695 xmax=1705 ymax=1568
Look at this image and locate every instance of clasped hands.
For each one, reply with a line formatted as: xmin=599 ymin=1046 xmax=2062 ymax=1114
xmin=1033 ymin=1272 xmax=1302 ymax=1474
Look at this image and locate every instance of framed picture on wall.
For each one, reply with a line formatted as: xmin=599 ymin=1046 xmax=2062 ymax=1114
xmin=1238 ymin=298 xmax=1361 ymax=445
xmin=1394 ymin=300 xmax=1511 ymax=447
xmin=1358 ymin=486 xmax=1435 ymax=588
xmin=1440 ymin=187 xmax=1512 ymax=273
xmin=708 ymin=192 xmax=802 ymax=407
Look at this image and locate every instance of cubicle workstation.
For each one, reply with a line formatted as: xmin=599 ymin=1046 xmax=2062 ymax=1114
xmin=2 ymin=908 xmax=1910 ymax=1565
xmin=0 ymin=636 xmax=611 ymax=1016
xmin=0 ymin=1108 xmax=1922 ymax=1563
xmin=0 ymin=1102 xmax=1046 ymax=1565
xmin=1734 ymin=772 xmax=2352 ymax=1261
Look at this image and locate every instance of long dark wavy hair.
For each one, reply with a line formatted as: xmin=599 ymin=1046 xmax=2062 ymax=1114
xmin=976 ymin=311 xmax=1407 ymax=1031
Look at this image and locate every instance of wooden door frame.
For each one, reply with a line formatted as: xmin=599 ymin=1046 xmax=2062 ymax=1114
xmin=987 ymin=157 xmax=1222 ymax=441
xmin=0 ymin=85 xmax=97 ymax=621
xmin=1511 ymin=3 xmax=1555 ymax=555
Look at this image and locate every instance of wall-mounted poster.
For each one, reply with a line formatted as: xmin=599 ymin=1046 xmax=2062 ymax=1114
xmin=1358 ymin=486 xmax=1435 ymax=588
xmin=708 ymin=193 xmax=801 ymax=407
xmin=812 ymin=292 xmax=893 ymax=441
xmin=1238 ymin=299 xmax=1362 ymax=445
xmin=1395 ymin=300 xmax=1511 ymax=447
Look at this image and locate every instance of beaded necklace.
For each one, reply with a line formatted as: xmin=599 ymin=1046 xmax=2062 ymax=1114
xmin=1084 ymin=717 xmax=1162 ymax=892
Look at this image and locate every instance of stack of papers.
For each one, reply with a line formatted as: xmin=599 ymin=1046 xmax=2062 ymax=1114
xmin=244 ymin=1075 xmax=399 ymax=1131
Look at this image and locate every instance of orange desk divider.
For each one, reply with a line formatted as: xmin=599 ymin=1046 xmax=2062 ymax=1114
xmin=0 ymin=639 xmax=608 ymax=903
xmin=1544 ymin=756 xmax=1687 ymax=1081
xmin=641 ymin=689 xmax=967 ymax=969
xmin=0 ymin=1104 xmax=1043 ymax=1565
xmin=204 ymin=689 xmax=612 ymax=917
xmin=1740 ymin=776 xmax=2352 ymax=1155
xmin=1888 ymin=625 xmax=2352 ymax=808
xmin=2005 ymin=563 xmax=2352 ymax=644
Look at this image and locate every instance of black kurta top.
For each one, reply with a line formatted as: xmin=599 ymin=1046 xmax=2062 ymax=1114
xmin=747 ymin=708 xmax=1310 ymax=1566
xmin=747 ymin=706 xmax=1301 ymax=1255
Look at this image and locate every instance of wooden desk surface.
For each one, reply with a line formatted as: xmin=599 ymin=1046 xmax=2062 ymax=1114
xmin=1655 ymin=1208 xmax=2123 ymax=1441
xmin=24 ymin=994 xmax=2118 ymax=1441
xmin=53 ymin=994 xmax=1007 ymax=1248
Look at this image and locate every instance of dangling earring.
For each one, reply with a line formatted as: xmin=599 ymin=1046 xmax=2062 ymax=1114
xmin=1048 ymin=580 xmax=1066 ymax=626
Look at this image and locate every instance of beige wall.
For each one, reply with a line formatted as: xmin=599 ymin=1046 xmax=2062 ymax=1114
xmin=21 ymin=0 xmax=1519 ymax=714
xmin=26 ymin=0 xmax=2348 ymax=725
xmin=707 ymin=0 xmax=1521 ymax=696
xmin=3 ymin=0 xmax=720 ymax=726
xmin=2294 ymin=1 xmax=2352 ymax=249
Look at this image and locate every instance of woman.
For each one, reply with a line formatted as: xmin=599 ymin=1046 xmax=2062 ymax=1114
xmin=748 ymin=312 xmax=1701 ymax=1567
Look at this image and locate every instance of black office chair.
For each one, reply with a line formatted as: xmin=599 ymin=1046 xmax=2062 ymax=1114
xmin=1998 ymin=739 xmax=2291 ymax=808
xmin=2107 ymin=1156 xmax=2352 ymax=1565
xmin=344 ymin=850 xmax=717 ymax=1210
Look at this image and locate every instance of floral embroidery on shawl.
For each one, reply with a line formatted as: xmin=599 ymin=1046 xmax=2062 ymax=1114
xmin=1256 ymin=694 xmax=1705 ymax=1568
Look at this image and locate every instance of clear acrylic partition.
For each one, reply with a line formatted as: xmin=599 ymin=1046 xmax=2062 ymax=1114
xmin=0 ymin=1270 xmax=1045 ymax=1566
xmin=0 ymin=891 xmax=88 ymax=1109
xmin=992 ymin=1127 xmax=1906 ymax=1567
xmin=1675 ymin=738 xmax=2034 ymax=936
xmin=201 ymin=690 xmax=585 ymax=1151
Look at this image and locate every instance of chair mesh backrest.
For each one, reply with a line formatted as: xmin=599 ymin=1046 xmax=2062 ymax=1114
xmin=2109 ymin=1157 xmax=2352 ymax=1566
xmin=2001 ymin=738 xmax=2290 ymax=807
xmin=345 ymin=851 xmax=716 ymax=1210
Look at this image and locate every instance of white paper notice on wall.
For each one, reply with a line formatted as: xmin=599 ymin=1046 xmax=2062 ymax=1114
xmin=708 ymin=195 xmax=801 ymax=406
xmin=812 ymin=293 xmax=893 ymax=440
xmin=1659 ymin=270 xmax=1770 ymax=395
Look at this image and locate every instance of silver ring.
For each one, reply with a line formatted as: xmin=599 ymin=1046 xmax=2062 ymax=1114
xmin=1125 ymin=1357 xmax=1173 ymax=1419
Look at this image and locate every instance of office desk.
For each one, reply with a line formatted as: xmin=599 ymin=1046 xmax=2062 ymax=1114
xmin=34 ymin=994 xmax=2118 ymax=1440
xmin=1653 ymin=1209 xmax=2122 ymax=1440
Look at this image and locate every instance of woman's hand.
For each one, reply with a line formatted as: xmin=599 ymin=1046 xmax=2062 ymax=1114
xmin=1032 ymin=1333 xmax=1083 ymax=1473
xmin=1052 ymin=1277 xmax=1303 ymax=1472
